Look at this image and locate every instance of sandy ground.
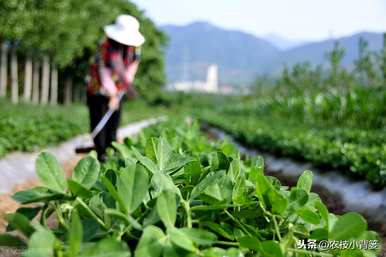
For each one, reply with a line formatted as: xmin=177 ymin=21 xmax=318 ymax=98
xmin=0 ymin=156 xmax=82 ymax=233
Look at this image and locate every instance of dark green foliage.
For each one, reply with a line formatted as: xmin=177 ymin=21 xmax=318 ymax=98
xmin=0 ymin=0 xmax=167 ymax=99
xmin=382 ymin=33 xmax=386 ymax=83
xmin=0 ymin=98 xmax=166 ymax=157
xmin=0 ymin=99 xmax=87 ymax=156
xmin=354 ymin=37 xmax=379 ymax=86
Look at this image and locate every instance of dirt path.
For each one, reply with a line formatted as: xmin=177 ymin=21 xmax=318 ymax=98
xmin=0 ymin=117 xmax=163 ymax=233
xmin=0 ymin=156 xmax=82 ymax=233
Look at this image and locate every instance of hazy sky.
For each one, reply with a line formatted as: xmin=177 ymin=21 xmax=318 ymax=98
xmin=132 ymin=0 xmax=386 ymax=41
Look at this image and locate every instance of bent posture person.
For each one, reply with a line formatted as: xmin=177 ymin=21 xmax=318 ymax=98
xmin=87 ymin=15 xmax=145 ymax=161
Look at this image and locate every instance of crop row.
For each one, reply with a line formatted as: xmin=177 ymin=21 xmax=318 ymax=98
xmin=0 ymin=99 xmax=165 ymax=157
xmin=1 ymin=120 xmax=380 ymax=256
xmin=221 ymin=87 xmax=386 ymax=130
xmin=199 ymin=112 xmax=386 ymax=188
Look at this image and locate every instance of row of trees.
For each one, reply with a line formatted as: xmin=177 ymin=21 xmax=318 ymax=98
xmin=254 ymin=34 xmax=386 ymax=95
xmin=0 ymin=0 xmax=167 ymax=105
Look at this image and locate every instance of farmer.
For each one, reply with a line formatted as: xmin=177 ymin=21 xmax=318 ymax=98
xmin=87 ymin=15 xmax=145 ymax=161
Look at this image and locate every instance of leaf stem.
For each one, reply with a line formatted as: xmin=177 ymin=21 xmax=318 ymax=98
xmin=182 ymin=199 xmax=192 ymax=228
xmin=224 ymin=210 xmax=252 ymax=236
xmin=272 ymin=215 xmax=282 ymax=241
xmin=190 ymin=202 xmax=256 ymax=211
xmin=215 ymin=241 xmax=239 ymax=246
xmin=55 ymin=204 xmax=68 ymax=230
xmin=75 ymin=198 xmax=107 ymax=229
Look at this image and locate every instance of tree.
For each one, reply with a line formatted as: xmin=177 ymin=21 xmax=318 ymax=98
xmin=354 ymin=37 xmax=377 ymax=86
xmin=382 ymin=33 xmax=386 ymax=85
xmin=0 ymin=0 xmax=168 ymax=104
xmin=0 ymin=0 xmax=35 ymax=101
xmin=0 ymin=42 xmax=8 ymax=97
xmin=325 ymin=41 xmax=354 ymax=89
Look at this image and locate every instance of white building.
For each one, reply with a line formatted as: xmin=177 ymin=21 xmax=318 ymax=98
xmin=206 ymin=65 xmax=219 ymax=93
xmin=170 ymin=64 xmax=219 ymax=93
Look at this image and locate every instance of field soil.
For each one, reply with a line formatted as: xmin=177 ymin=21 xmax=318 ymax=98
xmin=0 ymin=156 xmax=82 ymax=233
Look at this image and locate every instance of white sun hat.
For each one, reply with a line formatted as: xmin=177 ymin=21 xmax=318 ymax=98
xmin=104 ymin=15 xmax=145 ymax=47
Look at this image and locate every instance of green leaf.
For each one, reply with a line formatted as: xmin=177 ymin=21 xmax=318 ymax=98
xmin=289 ymin=188 xmax=308 ymax=206
xmin=105 ymin=209 xmax=142 ymax=231
xmin=155 ymin=137 xmax=172 ymax=172
xmin=191 ymin=171 xmax=225 ymax=199
xmin=89 ymin=195 xmax=107 ymax=218
xmin=68 ymin=180 xmax=92 ymax=198
xmin=168 ymin=227 xmax=196 ymax=252
xmin=297 ymin=208 xmax=321 ymax=224
xmin=113 ymin=142 xmax=132 ymax=159
xmin=132 ymin=147 xmax=158 ymax=174
xmin=79 ymin=238 xmax=130 ymax=257
xmin=0 ymin=234 xmax=26 ymax=247
xmin=260 ymin=241 xmax=283 ymax=257
xmin=228 ymin=159 xmax=241 ymax=183
xmin=248 ymin=157 xmax=264 ymax=183
xmin=23 ymin=226 xmax=57 ymax=257
xmin=166 ymin=155 xmax=193 ymax=174
xmin=36 ymin=152 xmax=67 ymax=193
xmin=203 ymin=182 xmax=223 ymax=201
xmin=14 ymin=207 xmax=41 ymax=221
xmin=6 ymin=213 xmax=35 ymax=237
xmin=221 ymin=140 xmax=237 ymax=156
xmin=330 ymin=212 xmax=367 ymax=240
xmin=12 ymin=187 xmax=63 ymax=204
xmin=67 ymin=211 xmax=83 ymax=257
xmin=239 ymin=236 xmax=260 ymax=251
xmin=180 ymin=228 xmax=217 ymax=246
xmin=209 ymin=151 xmax=229 ymax=171
xmin=201 ymin=247 xmax=243 ymax=257
xmin=268 ymin=189 xmax=288 ymax=215
xmin=202 ymin=222 xmax=234 ymax=240
xmin=310 ymin=228 xmax=328 ymax=240
xmin=145 ymin=138 xmax=158 ymax=162
xmin=101 ymin=175 xmax=128 ymax=214
xmin=118 ymin=164 xmax=150 ymax=213
xmin=315 ymin=200 xmax=329 ymax=227
xmin=135 ymin=226 xmax=165 ymax=257
xmin=249 ymin=160 xmax=271 ymax=206
xmin=297 ymin=170 xmax=313 ymax=193
xmin=82 ymin=219 xmax=100 ymax=242
xmin=162 ymin=241 xmax=179 ymax=257
xmin=152 ymin=173 xmax=180 ymax=195
xmin=184 ymin=161 xmax=202 ymax=185
xmin=255 ymin=172 xmax=271 ymax=195
xmin=232 ymin=174 xmax=247 ymax=204
xmin=156 ymin=191 xmax=177 ymax=228
xmin=72 ymin=156 xmax=100 ymax=189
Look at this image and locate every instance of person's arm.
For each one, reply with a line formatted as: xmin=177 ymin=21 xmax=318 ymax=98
xmin=98 ymin=66 xmax=120 ymax=110
xmin=124 ymin=47 xmax=141 ymax=97
xmin=99 ymin=67 xmax=118 ymax=97
xmin=125 ymin=60 xmax=139 ymax=84
xmin=124 ymin=60 xmax=139 ymax=98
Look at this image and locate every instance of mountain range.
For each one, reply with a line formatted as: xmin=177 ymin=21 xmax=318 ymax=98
xmin=263 ymin=33 xmax=307 ymax=50
xmin=161 ymin=22 xmax=384 ymax=85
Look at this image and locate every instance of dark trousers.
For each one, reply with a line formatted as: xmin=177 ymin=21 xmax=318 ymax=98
xmin=87 ymin=94 xmax=121 ymax=160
